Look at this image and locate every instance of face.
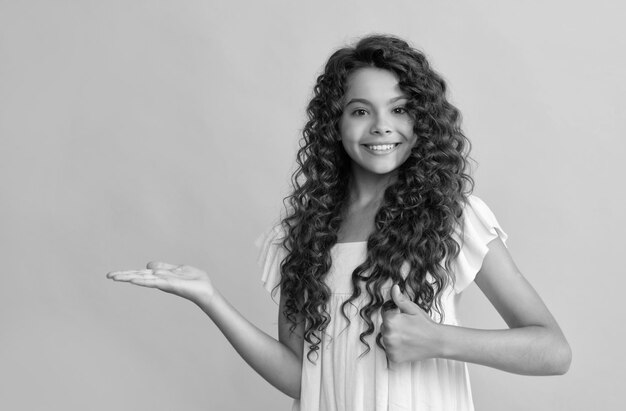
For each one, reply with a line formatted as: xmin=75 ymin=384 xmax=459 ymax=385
xmin=338 ymin=67 xmax=417 ymax=177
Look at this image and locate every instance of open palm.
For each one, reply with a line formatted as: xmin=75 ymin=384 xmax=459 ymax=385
xmin=107 ymin=261 xmax=214 ymax=305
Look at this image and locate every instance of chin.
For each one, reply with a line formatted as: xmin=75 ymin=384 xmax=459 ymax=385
xmin=360 ymin=163 xmax=401 ymax=176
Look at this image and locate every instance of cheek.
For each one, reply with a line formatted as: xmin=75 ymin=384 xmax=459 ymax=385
xmin=404 ymin=121 xmax=416 ymax=137
xmin=399 ymin=135 xmax=419 ymax=163
xmin=338 ymin=117 xmax=349 ymax=141
xmin=339 ymin=118 xmax=359 ymax=142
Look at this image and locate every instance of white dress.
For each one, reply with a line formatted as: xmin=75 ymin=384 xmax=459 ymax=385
xmin=255 ymin=195 xmax=508 ymax=411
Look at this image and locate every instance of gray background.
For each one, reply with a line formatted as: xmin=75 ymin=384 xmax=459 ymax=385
xmin=1 ymin=0 xmax=624 ymax=410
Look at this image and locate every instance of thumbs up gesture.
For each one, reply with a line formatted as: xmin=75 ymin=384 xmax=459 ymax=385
xmin=380 ymin=284 xmax=443 ymax=363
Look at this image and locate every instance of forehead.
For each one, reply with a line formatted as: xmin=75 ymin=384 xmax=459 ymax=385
xmin=343 ymin=67 xmax=404 ymax=100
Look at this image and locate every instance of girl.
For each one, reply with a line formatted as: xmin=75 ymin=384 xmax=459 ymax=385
xmin=107 ymin=34 xmax=571 ymax=410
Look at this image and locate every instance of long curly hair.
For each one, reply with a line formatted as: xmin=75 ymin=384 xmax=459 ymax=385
xmin=278 ymin=34 xmax=473 ymax=362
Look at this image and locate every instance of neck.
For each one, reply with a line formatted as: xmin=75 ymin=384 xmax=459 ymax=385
xmin=347 ymin=164 xmax=397 ymax=209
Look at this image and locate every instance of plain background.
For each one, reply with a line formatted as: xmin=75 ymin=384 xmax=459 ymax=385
xmin=1 ymin=1 xmax=624 ymax=410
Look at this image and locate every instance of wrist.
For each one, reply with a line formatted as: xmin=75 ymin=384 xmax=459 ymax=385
xmin=435 ymin=324 xmax=454 ymax=359
xmin=193 ymin=286 xmax=220 ymax=312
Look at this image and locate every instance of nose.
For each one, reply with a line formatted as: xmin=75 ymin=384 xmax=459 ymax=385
xmin=370 ymin=113 xmax=392 ymax=135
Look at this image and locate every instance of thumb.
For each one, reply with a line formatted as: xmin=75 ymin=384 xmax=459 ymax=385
xmin=147 ymin=261 xmax=178 ymax=270
xmin=391 ymin=284 xmax=421 ymax=315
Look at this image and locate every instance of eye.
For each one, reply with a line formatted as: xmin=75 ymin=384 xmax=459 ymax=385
xmin=351 ymin=108 xmax=368 ymax=116
xmin=393 ymin=106 xmax=408 ymax=115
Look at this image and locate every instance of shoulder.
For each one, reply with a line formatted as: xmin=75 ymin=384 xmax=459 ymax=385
xmin=457 ymin=195 xmax=507 ymax=244
xmin=463 ymin=195 xmax=498 ymax=221
xmin=255 ymin=223 xmax=288 ymax=295
xmin=449 ymin=195 xmax=509 ymax=293
xmin=255 ymin=223 xmax=287 ymax=248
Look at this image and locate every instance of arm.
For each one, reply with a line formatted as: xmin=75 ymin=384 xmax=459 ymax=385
xmin=438 ymin=237 xmax=572 ymax=375
xmin=196 ymin=287 xmax=304 ymax=398
xmin=381 ymin=238 xmax=572 ymax=375
xmin=107 ymin=262 xmax=303 ymax=398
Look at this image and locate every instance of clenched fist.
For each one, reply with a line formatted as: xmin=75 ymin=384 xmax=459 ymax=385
xmin=381 ymin=284 xmax=444 ymax=363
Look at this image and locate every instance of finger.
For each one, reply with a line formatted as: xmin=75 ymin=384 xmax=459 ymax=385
xmin=108 ymin=269 xmax=172 ymax=284
xmin=390 ymin=284 xmax=405 ymax=304
xmin=107 ymin=269 xmax=153 ymax=279
xmin=128 ymin=277 xmax=167 ymax=289
xmin=109 ymin=272 xmax=170 ymax=291
xmin=109 ymin=273 xmax=158 ymax=283
xmin=152 ymin=268 xmax=175 ymax=275
xmin=391 ymin=284 xmax=421 ymax=315
xmin=381 ymin=307 xmax=399 ymax=323
xmin=147 ymin=261 xmax=179 ymax=270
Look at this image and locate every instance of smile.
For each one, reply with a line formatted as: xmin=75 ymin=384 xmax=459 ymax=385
xmin=362 ymin=143 xmax=400 ymax=154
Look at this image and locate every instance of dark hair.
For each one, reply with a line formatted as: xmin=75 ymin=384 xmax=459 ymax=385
xmin=279 ymin=34 xmax=473 ymax=362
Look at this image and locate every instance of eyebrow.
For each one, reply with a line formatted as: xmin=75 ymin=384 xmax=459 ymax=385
xmin=344 ymin=96 xmax=408 ymax=107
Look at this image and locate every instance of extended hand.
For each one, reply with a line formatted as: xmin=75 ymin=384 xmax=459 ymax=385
xmin=106 ymin=261 xmax=214 ymax=306
xmin=381 ymin=284 xmax=443 ymax=363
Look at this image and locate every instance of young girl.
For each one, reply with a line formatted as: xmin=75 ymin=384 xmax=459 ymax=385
xmin=107 ymin=34 xmax=571 ymax=410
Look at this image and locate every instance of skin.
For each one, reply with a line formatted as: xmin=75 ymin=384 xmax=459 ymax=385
xmin=337 ymin=67 xmax=417 ymax=242
xmin=339 ymin=67 xmax=417 ymax=181
xmin=382 ymin=240 xmax=572 ymax=374
xmin=107 ymin=66 xmax=571 ymax=402
xmin=107 ymin=263 xmax=304 ymax=398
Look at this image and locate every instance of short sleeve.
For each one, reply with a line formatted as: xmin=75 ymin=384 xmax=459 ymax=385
xmin=450 ymin=195 xmax=508 ymax=294
xmin=254 ymin=224 xmax=287 ymax=295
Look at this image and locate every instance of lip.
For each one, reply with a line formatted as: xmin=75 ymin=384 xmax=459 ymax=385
xmin=361 ymin=143 xmax=401 ymax=155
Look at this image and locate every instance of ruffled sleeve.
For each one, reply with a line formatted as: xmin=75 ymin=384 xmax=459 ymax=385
xmin=450 ymin=195 xmax=508 ymax=294
xmin=254 ymin=224 xmax=287 ymax=295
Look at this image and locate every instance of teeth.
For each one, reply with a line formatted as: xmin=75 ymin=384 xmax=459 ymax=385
xmin=366 ymin=144 xmax=396 ymax=151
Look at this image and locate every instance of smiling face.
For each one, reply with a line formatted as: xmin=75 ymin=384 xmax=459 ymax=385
xmin=339 ymin=67 xmax=417 ymax=178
